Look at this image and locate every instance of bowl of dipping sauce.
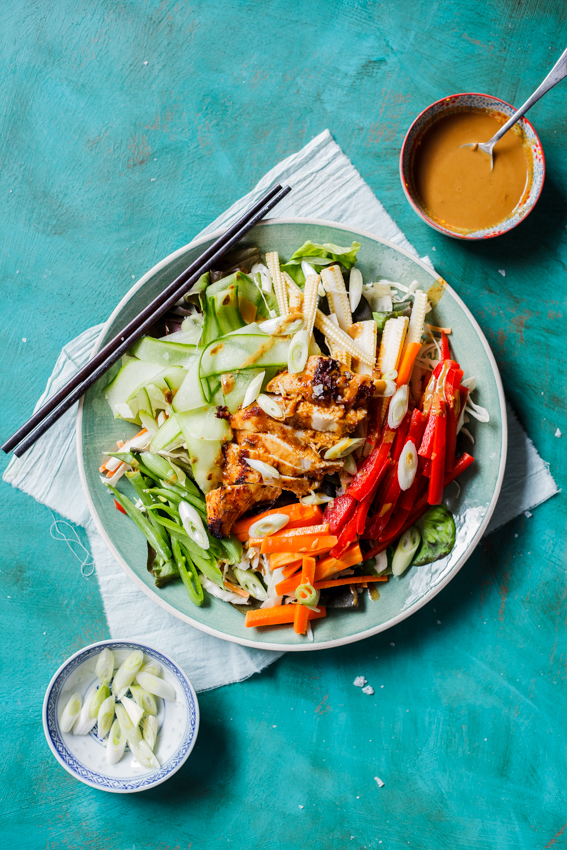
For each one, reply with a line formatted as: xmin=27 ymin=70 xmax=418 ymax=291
xmin=400 ymin=93 xmax=545 ymax=239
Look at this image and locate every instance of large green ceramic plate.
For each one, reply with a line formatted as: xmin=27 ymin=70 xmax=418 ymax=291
xmin=78 ymin=219 xmax=507 ymax=651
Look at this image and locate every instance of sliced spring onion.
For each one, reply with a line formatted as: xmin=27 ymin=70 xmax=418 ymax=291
xmin=135 ymin=671 xmax=176 ymax=702
xmin=288 ymin=330 xmax=309 ymax=374
xmin=245 ymin=457 xmax=281 ymax=484
xmin=248 ymin=514 xmax=290 ymax=538
xmin=115 ymin=702 xmax=143 ymax=748
xmin=300 ymin=492 xmax=334 ymax=505
xmin=295 ymin=582 xmax=320 ymax=607
xmin=387 ymin=384 xmax=409 ymax=429
xmin=60 ymin=692 xmax=82 ymax=733
xmin=392 ymin=526 xmax=421 ymax=576
xmin=73 ymin=688 xmax=98 ymax=736
xmin=97 ymin=694 xmax=115 ymax=738
xmin=250 ymin=262 xmax=272 ymax=292
xmin=241 ymin=370 xmax=266 ymax=409
xmin=106 ymin=718 xmax=126 ymax=765
xmin=343 ymin=453 xmax=358 ymax=476
xmin=349 ymin=267 xmax=363 ymax=312
xmin=371 ymin=551 xmax=389 ymax=575
xmin=130 ymin=684 xmax=158 ymax=717
xmin=140 ymin=659 xmax=162 ymax=678
xmin=398 ymin=440 xmax=418 ymax=491
xmin=95 ymin=648 xmax=115 ymax=685
xmin=89 ymin=684 xmax=111 ymax=719
xmin=179 ymin=500 xmax=209 ymax=549
xmin=323 ymin=437 xmax=366 ymax=460
xmin=142 ymin=714 xmax=159 ymax=751
xmin=131 ymin=738 xmax=161 ymax=771
xmin=378 ymin=380 xmax=397 ymax=398
xmin=121 ymin=695 xmax=145 ymax=727
xmin=256 ymin=393 xmax=285 ymax=420
xmin=233 ymin=567 xmax=269 ymax=601
xmin=382 ymin=369 xmax=398 ymax=381
xmin=112 ymin=650 xmax=144 ymax=698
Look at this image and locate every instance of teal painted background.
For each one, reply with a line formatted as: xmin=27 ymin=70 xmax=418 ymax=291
xmin=1 ymin=1 xmax=566 ymax=848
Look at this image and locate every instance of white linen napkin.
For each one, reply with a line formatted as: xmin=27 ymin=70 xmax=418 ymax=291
xmin=3 ymin=129 xmax=558 ymax=691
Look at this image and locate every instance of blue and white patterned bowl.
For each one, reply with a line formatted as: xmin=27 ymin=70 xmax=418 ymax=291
xmin=42 ymin=640 xmax=199 ymax=793
xmin=400 ymin=93 xmax=545 ymax=240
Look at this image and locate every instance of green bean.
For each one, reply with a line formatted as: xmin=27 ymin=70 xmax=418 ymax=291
xmin=171 ymin=538 xmax=204 ymax=607
xmin=126 ymin=472 xmax=170 ymax=547
xmin=170 ymin=531 xmax=224 ymax=587
xmin=139 ymin=452 xmax=178 ymax=483
xmin=144 ymin=487 xmax=183 ymax=506
xmin=160 ymin=481 xmax=207 ymax=513
xmin=107 ymin=485 xmax=172 ymax=564
xmin=233 ymin=567 xmax=268 ymax=601
xmin=218 ymin=535 xmax=243 ymax=565
xmin=152 ymin=557 xmax=179 ymax=587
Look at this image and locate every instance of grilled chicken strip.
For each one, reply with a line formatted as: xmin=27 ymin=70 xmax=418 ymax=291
xmin=206 ymin=482 xmax=281 ymax=539
xmin=206 ymin=356 xmax=378 ymax=537
xmin=266 ymin=355 xmax=375 ymax=408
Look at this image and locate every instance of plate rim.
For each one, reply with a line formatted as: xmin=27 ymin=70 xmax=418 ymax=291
xmin=76 ymin=216 xmax=508 ymax=652
xmin=42 ymin=638 xmax=200 ymax=793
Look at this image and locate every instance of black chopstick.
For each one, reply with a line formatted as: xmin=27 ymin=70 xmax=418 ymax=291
xmin=4 ymin=183 xmax=291 ymax=457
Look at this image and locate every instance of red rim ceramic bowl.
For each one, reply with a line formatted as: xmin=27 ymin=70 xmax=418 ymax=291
xmin=400 ymin=92 xmax=545 ymax=240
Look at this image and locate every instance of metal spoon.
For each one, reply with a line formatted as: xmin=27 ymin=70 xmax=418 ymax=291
xmin=461 ymin=46 xmax=567 ymax=169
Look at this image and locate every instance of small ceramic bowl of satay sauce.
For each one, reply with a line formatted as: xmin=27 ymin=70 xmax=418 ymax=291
xmin=400 ymin=93 xmax=545 ymax=239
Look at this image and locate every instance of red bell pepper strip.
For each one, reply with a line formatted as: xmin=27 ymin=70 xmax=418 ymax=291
xmin=363 ymin=452 xmax=475 ymax=560
xmin=418 ymin=412 xmax=438 ymax=459
xmin=392 ymin=411 xmax=411 ymax=462
xmin=365 ymin=465 xmax=403 ymax=539
xmin=115 ymin=499 xmax=127 ymax=515
xmin=323 ymin=493 xmax=356 ymax=535
xmin=406 ymin=408 xmax=427 ymax=447
xmin=428 ymin=399 xmax=447 ymax=505
xmin=441 ymin=331 xmax=451 ymax=361
xmin=355 ymin=458 xmax=392 ymax=536
xmin=346 ymin=431 xmax=394 ymax=501
xmin=329 ymin=512 xmax=360 ymax=559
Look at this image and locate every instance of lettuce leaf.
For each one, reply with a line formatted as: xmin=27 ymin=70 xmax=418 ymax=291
xmin=281 ymin=240 xmax=361 ymax=286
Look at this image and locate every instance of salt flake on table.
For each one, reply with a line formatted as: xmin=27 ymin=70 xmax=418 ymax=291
xmin=353 ymin=676 xmax=367 ymax=687
xmin=555 ymin=428 xmax=562 ymax=437
xmin=524 ymin=510 xmax=533 ymax=518
xmin=374 ymin=776 xmax=385 ymax=787
xmin=362 ymin=685 xmax=374 ymax=695
xmin=298 ymin=805 xmax=304 ymax=809
xmin=498 ymin=269 xmax=506 ymax=277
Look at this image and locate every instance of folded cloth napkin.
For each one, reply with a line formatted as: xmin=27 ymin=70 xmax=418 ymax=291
xmin=3 ymin=130 xmax=558 ymax=691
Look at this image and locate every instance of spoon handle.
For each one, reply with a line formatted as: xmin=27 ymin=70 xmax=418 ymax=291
xmin=491 ymin=46 xmax=567 ymax=145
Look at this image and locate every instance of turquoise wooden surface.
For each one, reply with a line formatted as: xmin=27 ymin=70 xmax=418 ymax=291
xmin=1 ymin=1 xmax=566 ymax=847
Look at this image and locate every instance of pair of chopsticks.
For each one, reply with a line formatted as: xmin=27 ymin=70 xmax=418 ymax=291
xmin=2 ymin=183 xmax=291 ymax=458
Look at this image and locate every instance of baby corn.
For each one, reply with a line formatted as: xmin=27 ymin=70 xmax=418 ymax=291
xmin=282 ymin=272 xmax=304 ymax=313
xmin=321 ymin=265 xmax=353 ymax=332
xmin=377 ymin=316 xmax=409 ymax=376
xmin=315 ymin=310 xmax=375 ymax=367
xmin=302 ymin=273 xmax=320 ymax=340
xmin=348 ymin=320 xmax=377 ymax=376
xmin=266 ymin=251 xmax=289 ymax=317
xmin=402 ymin=289 xmax=429 ymax=355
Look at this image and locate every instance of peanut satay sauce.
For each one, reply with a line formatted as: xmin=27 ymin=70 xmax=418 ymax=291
xmin=412 ymin=110 xmax=532 ymax=232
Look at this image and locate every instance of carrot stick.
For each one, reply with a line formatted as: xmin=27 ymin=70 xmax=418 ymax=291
xmin=245 ymin=605 xmax=326 ymax=628
xmin=282 ymin=561 xmax=303 ymax=578
xmin=250 ymin=522 xmax=330 ymax=547
xmin=294 ymin=557 xmax=316 ymax=635
xmin=315 ymin=543 xmax=363 ymax=580
xmin=268 ymin=544 xmax=335 ymax=571
xmin=396 ymin=342 xmax=421 ymax=387
xmin=223 ymin=580 xmax=249 ymax=599
xmin=314 ymin=575 xmax=388 ymax=589
xmin=260 ymin=534 xmax=337 ymax=555
xmin=233 ymin=504 xmax=323 ymax=537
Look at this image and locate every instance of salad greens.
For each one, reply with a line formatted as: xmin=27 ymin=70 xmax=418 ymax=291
xmin=412 ymin=505 xmax=457 ymax=566
xmin=281 ymin=240 xmax=361 ymax=286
